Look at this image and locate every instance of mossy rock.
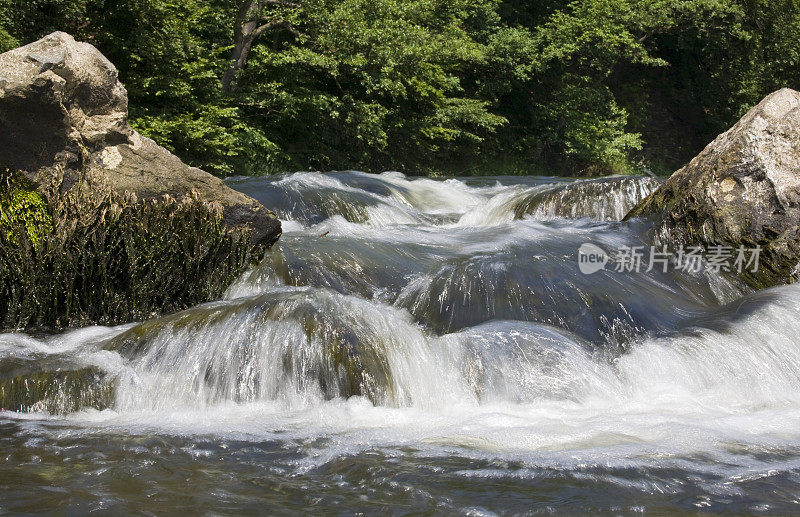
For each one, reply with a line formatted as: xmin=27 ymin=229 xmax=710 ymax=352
xmin=513 ymin=176 xmax=661 ymax=222
xmin=624 ymin=89 xmax=800 ymax=289
xmin=105 ymin=291 xmax=398 ymax=405
xmin=0 ymin=367 xmax=114 ymax=414
xmin=0 ymin=32 xmax=281 ymax=331
xmin=0 ymin=168 xmax=269 ymax=331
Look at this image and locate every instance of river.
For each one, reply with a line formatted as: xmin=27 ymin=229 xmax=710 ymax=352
xmin=1 ymin=171 xmax=799 ymax=514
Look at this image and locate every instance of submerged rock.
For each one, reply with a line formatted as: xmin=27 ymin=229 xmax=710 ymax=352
xmin=0 ymin=367 xmax=114 ymax=414
xmin=514 ymin=176 xmax=661 ymax=222
xmin=627 ymin=88 xmax=800 ymax=288
xmin=104 ymin=291 xmax=401 ymax=407
xmin=0 ymin=32 xmax=281 ymax=329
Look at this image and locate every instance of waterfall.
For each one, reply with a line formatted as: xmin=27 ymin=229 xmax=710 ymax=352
xmin=2 ymin=171 xmax=798 ymax=513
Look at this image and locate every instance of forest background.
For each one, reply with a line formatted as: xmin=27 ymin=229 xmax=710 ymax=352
xmin=1 ymin=0 xmax=798 ymax=177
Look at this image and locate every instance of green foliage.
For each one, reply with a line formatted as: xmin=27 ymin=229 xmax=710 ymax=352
xmin=1 ymin=0 xmax=89 ymax=41
xmin=237 ymin=0 xmax=506 ymax=173
xmin=523 ymin=0 xmax=661 ymax=172
xmin=545 ymin=80 xmax=643 ymax=174
xmin=0 ymin=0 xmax=798 ymax=175
xmin=0 ymin=29 xmax=16 ymax=53
xmin=131 ymin=104 xmax=254 ymax=177
xmin=480 ymin=0 xmax=800 ymax=174
xmin=0 ymin=0 xmax=18 ymax=52
xmin=86 ymin=0 xmax=244 ymax=176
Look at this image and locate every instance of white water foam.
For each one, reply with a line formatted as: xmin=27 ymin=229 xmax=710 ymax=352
xmin=2 ymin=284 xmax=795 ymax=479
xmin=3 ymin=171 xmax=796 ymax=499
xmin=270 ymin=172 xmax=657 ymax=230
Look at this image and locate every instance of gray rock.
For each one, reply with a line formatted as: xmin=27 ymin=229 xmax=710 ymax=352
xmin=626 ymin=88 xmax=800 ymax=288
xmin=0 ymin=31 xmax=280 ymax=247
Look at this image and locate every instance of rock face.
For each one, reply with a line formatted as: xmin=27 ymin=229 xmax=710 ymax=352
xmin=627 ymin=88 xmax=800 ymax=288
xmin=0 ymin=32 xmax=281 ymax=330
xmin=0 ymin=31 xmax=280 ymax=246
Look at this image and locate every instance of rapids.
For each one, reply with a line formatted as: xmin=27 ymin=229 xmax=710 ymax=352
xmin=1 ymin=171 xmax=799 ymax=514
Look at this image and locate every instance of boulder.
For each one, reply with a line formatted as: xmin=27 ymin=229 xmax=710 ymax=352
xmin=0 ymin=31 xmax=280 ymax=246
xmin=0 ymin=32 xmax=281 ymax=330
xmin=626 ymin=88 xmax=800 ymax=288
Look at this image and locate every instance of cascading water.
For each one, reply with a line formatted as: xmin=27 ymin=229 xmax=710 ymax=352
xmin=1 ymin=171 xmax=799 ymax=514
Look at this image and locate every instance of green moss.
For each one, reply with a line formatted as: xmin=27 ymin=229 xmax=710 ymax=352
xmin=0 ymin=170 xmax=53 ymax=249
xmin=0 ymin=367 xmax=114 ymax=414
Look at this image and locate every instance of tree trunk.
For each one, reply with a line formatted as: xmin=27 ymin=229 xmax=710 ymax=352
xmin=222 ymin=26 xmax=258 ymax=92
xmin=222 ymin=1 xmax=261 ymax=93
xmin=222 ymin=0 xmax=296 ymax=93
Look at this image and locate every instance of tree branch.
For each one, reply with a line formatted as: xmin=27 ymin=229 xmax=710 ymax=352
xmin=260 ymin=0 xmax=300 ymax=7
xmin=252 ymin=20 xmax=292 ymax=38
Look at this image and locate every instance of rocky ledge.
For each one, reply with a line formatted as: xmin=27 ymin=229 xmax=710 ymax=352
xmin=626 ymin=88 xmax=800 ymax=289
xmin=0 ymin=32 xmax=281 ymax=330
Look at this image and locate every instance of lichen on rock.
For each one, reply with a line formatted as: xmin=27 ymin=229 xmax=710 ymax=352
xmin=625 ymin=88 xmax=800 ymax=289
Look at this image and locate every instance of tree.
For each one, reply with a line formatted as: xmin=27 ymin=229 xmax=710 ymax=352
xmin=1 ymin=0 xmax=798 ymax=176
xmin=228 ymin=0 xmax=506 ymax=173
xmin=480 ymin=0 xmax=798 ymax=175
xmin=221 ymin=0 xmax=300 ymax=93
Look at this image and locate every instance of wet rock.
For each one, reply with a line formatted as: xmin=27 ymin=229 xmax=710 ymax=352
xmin=0 ymin=367 xmax=114 ymax=414
xmin=626 ymin=88 xmax=800 ymax=288
xmin=514 ymin=176 xmax=661 ymax=222
xmin=0 ymin=31 xmax=280 ymax=247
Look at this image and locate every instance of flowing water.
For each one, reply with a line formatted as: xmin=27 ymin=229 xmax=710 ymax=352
xmin=2 ymin=172 xmax=800 ymax=514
